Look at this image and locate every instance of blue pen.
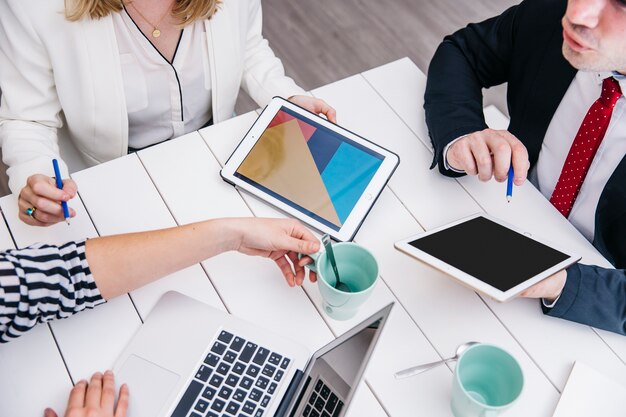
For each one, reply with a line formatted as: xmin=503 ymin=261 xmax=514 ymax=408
xmin=52 ymin=159 xmax=71 ymax=225
xmin=506 ymin=166 xmax=514 ymax=203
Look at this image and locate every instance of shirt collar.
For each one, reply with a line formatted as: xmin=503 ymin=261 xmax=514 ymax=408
xmin=593 ymin=71 xmax=626 ymax=93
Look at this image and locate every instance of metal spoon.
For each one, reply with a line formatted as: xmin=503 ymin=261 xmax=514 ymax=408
xmin=321 ymin=234 xmax=351 ymax=292
xmin=394 ymin=341 xmax=480 ymax=379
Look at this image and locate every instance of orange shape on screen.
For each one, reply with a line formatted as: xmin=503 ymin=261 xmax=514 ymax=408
xmin=237 ymin=119 xmax=341 ymax=226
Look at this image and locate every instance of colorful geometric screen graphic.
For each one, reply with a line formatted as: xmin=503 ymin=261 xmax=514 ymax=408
xmin=237 ymin=109 xmax=383 ymax=227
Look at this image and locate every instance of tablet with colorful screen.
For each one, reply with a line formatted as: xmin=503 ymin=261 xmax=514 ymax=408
xmin=221 ymin=97 xmax=399 ymax=241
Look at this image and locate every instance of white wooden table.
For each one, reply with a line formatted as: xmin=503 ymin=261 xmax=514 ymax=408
xmin=1 ymin=58 xmax=624 ymax=417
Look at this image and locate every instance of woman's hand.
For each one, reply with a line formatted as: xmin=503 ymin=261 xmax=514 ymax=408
xmin=288 ymin=95 xmax=337 ymax=123
xmin=19 ymin=174 xmax=77 ymax=226
xmin=229 ymin=218 xmax=320 ymax=287
xmin=44 ymin=371 xmax=129 ymax=417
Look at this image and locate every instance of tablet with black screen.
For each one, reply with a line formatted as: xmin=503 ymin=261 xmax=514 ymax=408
xmin=394 ymin=214 xmax=580 ymax=301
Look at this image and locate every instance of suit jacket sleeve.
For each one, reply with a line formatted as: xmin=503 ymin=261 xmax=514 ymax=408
xmin=424 ymin=3 xmax=522 ymax=176
xmin=544 ymin=263 xmax=626 ymax=335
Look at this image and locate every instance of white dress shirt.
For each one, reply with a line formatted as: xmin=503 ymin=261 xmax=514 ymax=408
xmin=113 ymin=10 xmax=212 ymax=149
xmin=529 ymin=71 xmax=626 ymax=242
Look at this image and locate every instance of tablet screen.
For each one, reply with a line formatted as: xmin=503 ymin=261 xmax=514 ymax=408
xmin=408 ymin=216 xmax=570 ymax=291
xmin=234 ymin=107 xmax=384 ymax=231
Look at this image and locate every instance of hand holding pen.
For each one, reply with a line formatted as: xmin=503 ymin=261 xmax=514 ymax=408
xmin=17 ymin=162 xmax=77 ymax=227
xmin=53 ymin=159 xmax=72 ymax=225
xmin=506 ymin=166 xmax=514 ymax=202
xmin=445 ymin=129 xmax=530 ymax=186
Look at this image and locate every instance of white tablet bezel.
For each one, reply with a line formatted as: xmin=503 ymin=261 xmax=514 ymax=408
xmin=394 ymin=213 xmax=581 ymax=302
xmin=221 ymin=96 xmax=400 ymax=241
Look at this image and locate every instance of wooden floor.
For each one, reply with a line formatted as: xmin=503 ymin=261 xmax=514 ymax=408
xmin=0 ymin=0 xmax=518 ymax=198
xmin=236 ymin=0 xmax=518 ymax=114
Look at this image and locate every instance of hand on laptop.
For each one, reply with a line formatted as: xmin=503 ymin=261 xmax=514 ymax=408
xmin=232 ymin=218 xmax=320 ymax=287
xmin=446 ymin=129 xmax=529 ymax=184
xmin=288 ymin=95 xmax=337 ymax=124
xmin=18 ymin=174 xmax=77 ymax=226
xmin=44 ymin=371 xmax=128 ymax=417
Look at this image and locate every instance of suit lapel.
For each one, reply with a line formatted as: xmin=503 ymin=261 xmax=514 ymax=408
xmin=205 ymin=6 xmax=230 ymax=124
xmin=204 ymin=19 xmax=219 ymax=123
xmin=513 ymin=27 xmax=577 ymax=166
xmin=77 ymin=14 xmax=128 ymax=160
xmin=596 ymin=155 xmax=626 ymax=229
xmin=204 ymin=2 xmax=243 ymax=123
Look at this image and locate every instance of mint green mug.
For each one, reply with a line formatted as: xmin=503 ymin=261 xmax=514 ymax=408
xmin=451 ymin=344 xmax=524 ymax=417
xmin=305 ymin=242 xmax=378 ymax=320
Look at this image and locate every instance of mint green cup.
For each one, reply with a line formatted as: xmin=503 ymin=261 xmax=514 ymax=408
xmin=305 ymin=242 xmax=378 ymax=320
xmin=451 ymin=344 xmax=524 ymax=417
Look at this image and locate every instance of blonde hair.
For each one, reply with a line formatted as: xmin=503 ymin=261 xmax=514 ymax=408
xmin=64 ymin=0 xmax=221 ymax=25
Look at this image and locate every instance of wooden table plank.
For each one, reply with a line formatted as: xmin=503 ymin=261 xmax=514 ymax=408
xmin=361 ymin=57 xmax=431 ymax=148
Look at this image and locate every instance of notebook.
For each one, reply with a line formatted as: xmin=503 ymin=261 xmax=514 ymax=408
xmin=552 ymin=361 xmax=626 ymax=417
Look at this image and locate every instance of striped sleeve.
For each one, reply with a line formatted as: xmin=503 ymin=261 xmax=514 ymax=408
xmin=0 ymin=240 xmax=105 ymax=343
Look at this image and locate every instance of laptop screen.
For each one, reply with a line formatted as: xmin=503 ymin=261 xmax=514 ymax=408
xmin=287 ymin=304 xmax=392 ymax=417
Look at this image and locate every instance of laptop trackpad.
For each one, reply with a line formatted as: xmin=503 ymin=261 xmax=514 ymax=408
xmin=116 ymin=354 xmax=180 ymax=417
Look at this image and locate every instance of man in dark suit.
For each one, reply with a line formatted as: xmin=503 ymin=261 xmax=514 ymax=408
xmin=424 ymin=0 xmax=626 ymax=334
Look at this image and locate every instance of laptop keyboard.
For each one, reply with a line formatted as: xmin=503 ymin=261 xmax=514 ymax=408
xmin=171 ymin=330 xmax=291 ymax=417
xmin=302 ymin=378 xmax=344 ymax=417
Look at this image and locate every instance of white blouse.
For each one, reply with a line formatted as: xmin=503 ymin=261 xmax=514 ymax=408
xmin=112 ymin=9 xmax=212 ymax=150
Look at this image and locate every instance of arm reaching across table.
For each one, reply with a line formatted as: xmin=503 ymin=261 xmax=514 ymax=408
xmin=0 ymin=217 xmax=319 ymax=343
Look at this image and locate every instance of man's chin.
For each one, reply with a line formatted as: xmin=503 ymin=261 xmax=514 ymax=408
xmin=562 ymin=43 xmax=598 ymax=71
xmin=562 ymin=43 xmax=626 ymax=73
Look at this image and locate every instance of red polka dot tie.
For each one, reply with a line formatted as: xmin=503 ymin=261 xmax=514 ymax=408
xmin=549 ymin=77 xmax=622 ymax=217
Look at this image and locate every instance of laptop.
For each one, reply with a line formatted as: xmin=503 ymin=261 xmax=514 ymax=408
xmin=113 ymin=291 xmax=393 ymax=417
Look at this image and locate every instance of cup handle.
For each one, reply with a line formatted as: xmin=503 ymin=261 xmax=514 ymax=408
xmin=298 ymin=251 xmax=321 ymax=273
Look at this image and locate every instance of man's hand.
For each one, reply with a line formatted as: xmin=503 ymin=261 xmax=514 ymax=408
xmin=231 ymin=218 xmax=320 ymax=287
xmin=447 ymin=129 xmax=530 ymax=184
xmin=18 ymin=174 xmax=77 ymax=226
xmin=288 ymin=95 xmax=337 ymax=123
xmin=44 ymin=371 xmax=129 ymax=417
xmin=519 ymin=269 xmax=567 ymax=303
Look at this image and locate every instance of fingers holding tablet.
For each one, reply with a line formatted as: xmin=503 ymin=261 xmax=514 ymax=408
xmin=519 ymin=269 xmax=567 ymax=302
xmin=288 ymin=95 xmax=338 ymax=124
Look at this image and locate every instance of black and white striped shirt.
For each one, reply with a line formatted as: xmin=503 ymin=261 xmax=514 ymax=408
xmin=0 ymin=240 xmax=104 ymax=343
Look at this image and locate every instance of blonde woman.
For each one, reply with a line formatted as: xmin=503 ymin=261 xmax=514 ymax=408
xmin=0 ymin=0 xmax=336 ymax=226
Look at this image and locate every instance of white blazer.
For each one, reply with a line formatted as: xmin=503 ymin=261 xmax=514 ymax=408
xmin=0 ymin=0 xmax=304 ymax=193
